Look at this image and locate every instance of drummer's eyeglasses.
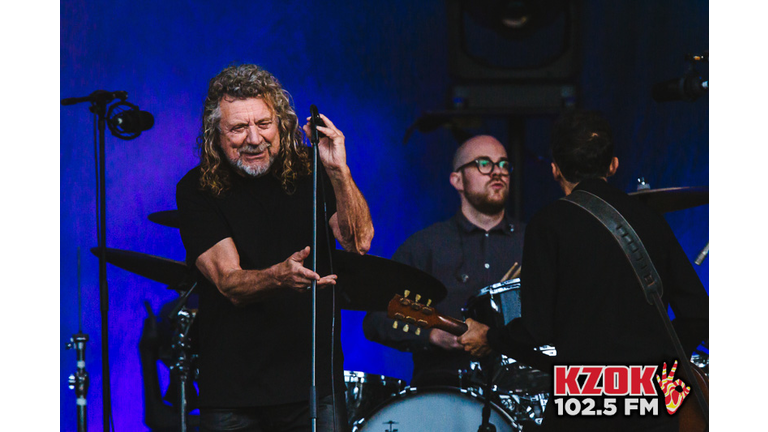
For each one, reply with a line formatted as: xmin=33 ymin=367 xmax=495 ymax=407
xmin=454 ymin=157 xmax=512 ymax=175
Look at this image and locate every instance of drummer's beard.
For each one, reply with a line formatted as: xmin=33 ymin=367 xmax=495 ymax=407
xmin=465 ymin=180 xmax=508 ymax=215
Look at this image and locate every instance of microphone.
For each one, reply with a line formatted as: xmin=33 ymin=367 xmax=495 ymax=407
xmin=109 ymin=108 xmax=155 ymax=134
xmin=309 ymin=104 xmax=326 ymax=144
xmin=652 ymin=73 xmax=708 ymax=102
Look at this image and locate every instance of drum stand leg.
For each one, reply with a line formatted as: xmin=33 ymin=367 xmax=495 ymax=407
xmin=170 ymin=308 xmax=196 ymax=432
xmin=478 ymin=358 xmax=497 ymax=432
xmin=67 ymin=333 xmax=90 ymax=432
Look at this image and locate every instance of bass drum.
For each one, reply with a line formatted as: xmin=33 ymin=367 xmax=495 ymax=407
xmin=352 ymin=387 xmax=519 ymax=432
xmin=344 ymin=371 xmax=406 ymax=429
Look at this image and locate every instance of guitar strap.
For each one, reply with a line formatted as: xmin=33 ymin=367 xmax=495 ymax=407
xmin=561 ymin=189 xmax=708 ymax=424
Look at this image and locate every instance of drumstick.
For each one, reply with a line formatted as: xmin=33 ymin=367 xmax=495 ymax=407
xmin=510 ymin=266 xmax=521 ymax=279
xmin=500 ymin=262 xmax=519 ymax=282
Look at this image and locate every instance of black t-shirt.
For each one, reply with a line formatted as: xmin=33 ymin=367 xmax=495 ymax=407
xmin=176 ymin=165 xmax=343 ymax=407
xmin=487 ymin=179 xmax=708 ymax=431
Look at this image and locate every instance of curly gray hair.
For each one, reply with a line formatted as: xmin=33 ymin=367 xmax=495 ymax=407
xmin=197 ymin=64 xmax=310 ymax=195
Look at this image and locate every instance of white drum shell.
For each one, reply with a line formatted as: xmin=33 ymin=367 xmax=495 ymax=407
xmin=353 ymin=387 xmax=518 ymax=432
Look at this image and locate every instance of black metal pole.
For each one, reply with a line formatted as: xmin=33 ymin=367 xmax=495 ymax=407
xmin=67 ymin=333 xmax=90 ymax=432
xmin=96 ymin=101 xmax=112 ymax=432
xmin=477 ymin=358 xmax=497 ymax=432
xmin=310 ymin=137 xmax=319 ymax=432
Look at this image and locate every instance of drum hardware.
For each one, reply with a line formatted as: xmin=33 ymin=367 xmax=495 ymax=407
xmin=462 ymin=280 xmax=557 ymax=429
xmin=463 ymin=279 xmax=522 ymax=329
xmin=628 ymin=185 xmax=708 ymax=214
xmin=167 ymin=280 xmax=198 ymax=432
xmin=66 ymin=247 xmax=90 ymax=432
xmin=694 ymin=242 xmax=709 ymax=265
xmin=148 ymin=209 xmax=181 ymax=228
xmin=66 ymin=334 xmax=90 ymax=432
xmin=690 ymin=346 xmax=709 ymax=376
xmin=344 ymin=371 xmax=406 ymax=429
xmin=478 ymin=358 xmax=499 ymax=432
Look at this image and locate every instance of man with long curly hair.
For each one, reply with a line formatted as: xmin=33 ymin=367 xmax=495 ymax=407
xmin=176 ymin=64 xmax=374 ymax=432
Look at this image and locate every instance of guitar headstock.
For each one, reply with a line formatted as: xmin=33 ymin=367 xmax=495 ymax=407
xmin=386 ymin=290 xmax=439 ymax=336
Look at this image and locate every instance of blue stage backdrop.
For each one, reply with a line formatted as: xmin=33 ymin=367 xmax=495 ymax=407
xmin=61 ymin=1 xmax=708 ymax=430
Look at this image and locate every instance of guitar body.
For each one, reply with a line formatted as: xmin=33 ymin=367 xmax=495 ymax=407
xmin=679 ymin=363 xmax=709 ymax=432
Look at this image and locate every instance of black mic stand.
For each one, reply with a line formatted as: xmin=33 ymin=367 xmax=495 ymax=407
xmin=309 ymin=106 xmax=321 ymax=432
xmin=62 ymin=90 xmax=128 ymax=432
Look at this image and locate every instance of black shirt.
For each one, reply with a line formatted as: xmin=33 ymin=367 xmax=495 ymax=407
xmin=363 ymin=211 xmax=524 ymax=386
xmin=487 ymin=179 xmax=708 ymax=430
xmin=176 ymin=166 xmax=343 ymax=407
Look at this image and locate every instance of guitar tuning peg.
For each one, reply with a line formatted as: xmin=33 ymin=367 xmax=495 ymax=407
xmin=426 ymin=299 xmax=432 ymax=307
xmin=392 ymin=320 xmax=398 ymax=329
xmin=415 ymin=294 xmax=421 ymax=303
xmin=404 ymin=290 xmax=410 ymax=298
xmin=402 ymin=324 xmax=410 ymax=333
xmin=415 ymin=328 xmax=421 ymax=336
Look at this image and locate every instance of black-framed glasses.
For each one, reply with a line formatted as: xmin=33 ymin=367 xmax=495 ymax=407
xmin=454 ymin=157 xmax=512 ymax=175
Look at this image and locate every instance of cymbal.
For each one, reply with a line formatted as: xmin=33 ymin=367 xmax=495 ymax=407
xmin=332 ymin=250 xmax=447 ymax=311
xmin=629 ymin=186 xmax=708 ymax=213
xmin=90 ymin=247 xmax=446 ymax=311
xmin=148 ymin=210 xmax=180 ymax=228
xmin=91 ymin=247 xmax=189 ymax=288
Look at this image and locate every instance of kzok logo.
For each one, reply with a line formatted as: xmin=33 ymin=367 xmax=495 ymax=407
xmin=554 ymin=365 xmax=657 ymax=396
xmin=552 ymin=360 xmax=690 ymax=417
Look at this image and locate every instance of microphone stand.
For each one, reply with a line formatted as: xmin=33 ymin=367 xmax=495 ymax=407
xmin=62 ymin=90 xmax=127 ymax=432
xmin=309 ymin=119 xmax=320 ymax=432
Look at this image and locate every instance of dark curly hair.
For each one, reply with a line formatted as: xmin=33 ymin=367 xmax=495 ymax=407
xmin=197 ymin=64 xmax=311 ymax=195
xmin=550 ymin=110 xmax=614 ymax=183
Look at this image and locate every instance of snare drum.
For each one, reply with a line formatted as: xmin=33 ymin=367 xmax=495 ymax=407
xmin=463 ymin=278 xmax=521 ymax=328
xmin=351 ymin=387 xmax=519 ymax=432
xmin=344 ymin=371 xmax=405 ymax=427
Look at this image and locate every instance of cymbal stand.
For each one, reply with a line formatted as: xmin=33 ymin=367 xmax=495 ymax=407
xmin=477 ymin=358 xmax=497 ymax=432
xmin=66 ymin=247 xmax=90 ymax=432
xmin=168 ymin=282 xmax=198 ymax=432
xmin=67 ymin=334 xmax=90 ymax=432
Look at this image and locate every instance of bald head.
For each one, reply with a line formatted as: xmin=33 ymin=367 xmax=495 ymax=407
xmin=452 ymin=135 xmax=507 ymax=170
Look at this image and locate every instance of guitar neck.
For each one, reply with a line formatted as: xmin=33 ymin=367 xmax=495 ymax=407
xmin=434 ymin=314 xmax=468 ymax=336
xmin=387 ymin=294 xmax=556 ymax=372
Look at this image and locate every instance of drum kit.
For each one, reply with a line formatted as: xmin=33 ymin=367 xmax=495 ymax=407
xmin=87 ymin=185 xmax=707 ymax=432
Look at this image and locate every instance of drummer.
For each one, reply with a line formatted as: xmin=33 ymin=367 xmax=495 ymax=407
xmin=363 ymin=135 xmax=524 ymax=387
